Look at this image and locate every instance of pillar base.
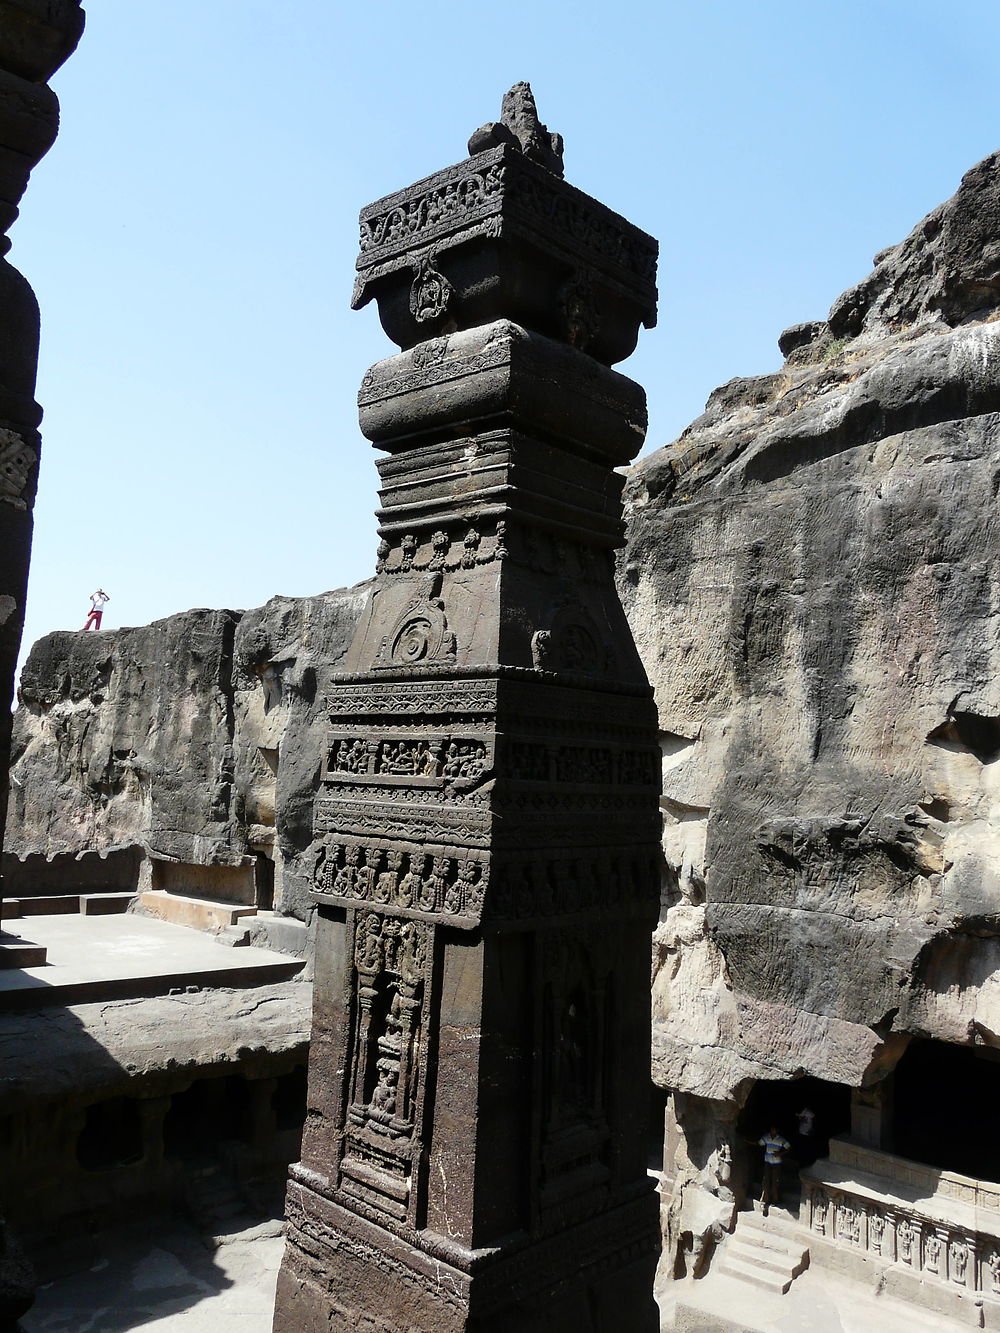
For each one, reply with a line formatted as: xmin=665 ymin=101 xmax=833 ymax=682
xmin=273 ymin=1174 xmax=660 ymax=1333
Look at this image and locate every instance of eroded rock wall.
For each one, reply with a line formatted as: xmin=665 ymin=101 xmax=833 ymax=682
xmin=622 ymin=148 xmax=1000 ymax=1273
xmin=6 ymin=585 xmax=366 ymax=919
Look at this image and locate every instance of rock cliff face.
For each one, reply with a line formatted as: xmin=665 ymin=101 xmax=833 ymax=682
xmin=7 ymin=586 xmax=366 ymax=920
xmin=621 ymin=148 xmax=1000 ymax=1272
xmin=10 ymin=143 xmax=1000 ymax=1294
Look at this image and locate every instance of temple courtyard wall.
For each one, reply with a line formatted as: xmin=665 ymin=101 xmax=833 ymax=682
xmin=9 ymin=148 xmax=1000 ymax=1327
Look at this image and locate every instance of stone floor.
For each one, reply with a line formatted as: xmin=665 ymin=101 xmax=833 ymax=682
xmin=0 ymin=913 xmax=302 ymax=1006
xmin=22 ymin=1221 xmax=284 ymax=1333
xmin=21 ymin=1210 xmax=976 ymax=1333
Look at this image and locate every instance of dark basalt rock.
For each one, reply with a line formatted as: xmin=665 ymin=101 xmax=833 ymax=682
xmin=777 ymin=319 xmax=827 ymax=358
xmin=352 ymin=84 xmax=657 ymax=367
xmin=273 ymin=87 xmax=662 ymax=1333
xmin=828 ymin=148 xmax=1000 ymax=337
xmin=469 ymin=81 xmax=565 ymax=178
xmin=7 ymin=590 xmax=367 ymax=922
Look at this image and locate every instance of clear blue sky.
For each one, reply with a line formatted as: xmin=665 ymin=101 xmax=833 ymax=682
xmin=12 ymin=0 xmax=1000 ymax=668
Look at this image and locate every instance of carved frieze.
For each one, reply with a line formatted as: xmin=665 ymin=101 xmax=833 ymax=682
xmin=804 ymin=1178 xmax=1000 ymax=1298
xmin=315 ymin=795 xmax=490 ymax=848
xmin=325 ymin=732 xmax=491 ymax=785
xmin=326 ymin=676 xmax=499 ymax=720
xmin=353 ymin=145 xmax=656 ymax=307
xmin=315 ymin=839 xmax=488 ymax=921
xmin=312 ymin=838 xmax=657 ymax=924
xmin=324 ymin=729 xmax=656 ymax=790
xmin=371 ymin=516 xmax=617 ymax=586
xmin=339 ymin=910 xmax=434 ymax=1224
xmin=356 ymin=156 xmax=506 ymax=264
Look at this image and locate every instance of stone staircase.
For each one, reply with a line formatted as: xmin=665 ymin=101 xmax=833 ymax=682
xmin=717 ymin=1207 xmax=810 ymax=1294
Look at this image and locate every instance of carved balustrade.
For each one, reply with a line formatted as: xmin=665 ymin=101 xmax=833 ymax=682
xmin=803 ymin=1137 xmax=1000 ymax=1306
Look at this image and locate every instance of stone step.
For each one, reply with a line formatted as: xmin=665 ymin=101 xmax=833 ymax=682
xmin=218 ymin=924 xmax=253 ymax=947
xmin=734 ymin=1222 xmax=803 ymax=1252
xmin=726 ymin=1238 xmax=802 ymax=1276
xmin=745 ymin=1204 xmax=805 ymax=1239
xmin=717 ymin=1253 xmax=793 ymax=1294
xmin=80 ymin=892 xmax=135 ymax=915
xmin=734 ymin=1224 xmax=808 ymax=1265
xmin=138 ymin=890 xmax=258 ymax=933
xmin=0 ymin=931 xmax=46 ymax=967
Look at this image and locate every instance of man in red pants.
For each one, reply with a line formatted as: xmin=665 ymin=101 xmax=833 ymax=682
xmin=82 ymin=588 xmax=109 ymax=631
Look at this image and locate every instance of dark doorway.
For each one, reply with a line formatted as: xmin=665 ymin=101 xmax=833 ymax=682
xmin=273 ymin=1066 xmax=307 ymax=1134
xmin=77 ymin=1097 xmax=144 ymax=1171
xmin=892 ymin=1039 xmax=1000 ymax=1182
xmin=738 ymin=1074 xmax=851 ymax=1205
xmin=740 ymin=1075 xmax=850 ymax=1158
xmin=255 ymin=852 xmax=275 ymax=911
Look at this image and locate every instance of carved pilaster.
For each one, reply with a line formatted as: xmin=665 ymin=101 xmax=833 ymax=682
xmin=274 ymin=83 xmax=661 ymax=1333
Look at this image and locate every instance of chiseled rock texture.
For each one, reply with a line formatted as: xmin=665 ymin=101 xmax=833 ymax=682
xmin=7 ymin=585 xmax=366 ymax=921
xmin=621 ymin=148 xmax=1000 ymax=1265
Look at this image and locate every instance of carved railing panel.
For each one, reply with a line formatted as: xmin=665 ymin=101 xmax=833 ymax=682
xmin=804 ymin=1139 xmax=1000 ymax=1304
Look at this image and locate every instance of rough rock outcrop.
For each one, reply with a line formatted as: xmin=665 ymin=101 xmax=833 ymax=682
xmin=7 ymin=585 xmax=366 ymax=920
xmin=621 ymin=147 xmax=1000 ymax=1273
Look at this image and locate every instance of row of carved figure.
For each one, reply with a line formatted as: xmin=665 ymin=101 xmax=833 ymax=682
xmin=805 ymin=1182 xmax=1000 ymax=1294
xmin=320 ymin=842 xmax=488 ymax=917
xmin=317 ymin=840 xmax=658 ymax=918
xmin=329 ymin=736 xmax=489 ymax=781
xmin=328 ymin=734 xmax=656 ymax=788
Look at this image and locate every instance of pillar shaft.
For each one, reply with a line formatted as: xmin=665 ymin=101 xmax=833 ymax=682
xmin=0 ymin=1 xmax=85 ymax=935
xmin=274 ymin=84 xmax=661 ymax=1333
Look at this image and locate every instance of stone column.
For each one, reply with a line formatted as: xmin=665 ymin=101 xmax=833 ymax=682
xmin=0 ymin=0 xmax=85 ymax=947
xmin=273 ymin=84 xmax=662 ymax=1333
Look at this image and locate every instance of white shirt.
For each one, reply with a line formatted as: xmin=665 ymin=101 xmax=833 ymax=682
xmin=759 ymin=1133 xmax=789 ymax=1165
xmin=90 ymin=591 xmax=108 ymax=611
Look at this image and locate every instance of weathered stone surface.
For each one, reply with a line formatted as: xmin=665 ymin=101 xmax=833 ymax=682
xmin=273 ymin=86 xmax=662 ymax=1333
xmin=622 ymin=146 xmax=1000 ymax=1275
xmin=0 ymin=981 xmax=310 ymax=1112
xmin=7 ymin=587 xmax=367 ymax=921
xmin=468 ymin=80 xmax=564 ymax=177
xmin=0 ymin=9 xmax=84 ymax=1323
xmin=351 ymin=96 xmax=657 ymax=366
xmin=827 ymin=149 xmax=1000 ymax=338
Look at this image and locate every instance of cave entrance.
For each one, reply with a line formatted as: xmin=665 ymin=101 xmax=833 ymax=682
xmin=738 ymin=1075 xmax=851 ymax=1205
xmin=891 ymin=1039 xmax=1000 ymax=1182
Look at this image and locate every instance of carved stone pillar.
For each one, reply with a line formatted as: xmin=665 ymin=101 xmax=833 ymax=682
xmin=273 ymin=84 xmax=662 ymax=1333
xmin=0 ymin=0 xmax=85 ymax=949
xmin=0 ymin=5 xmax=84 ymax=1324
